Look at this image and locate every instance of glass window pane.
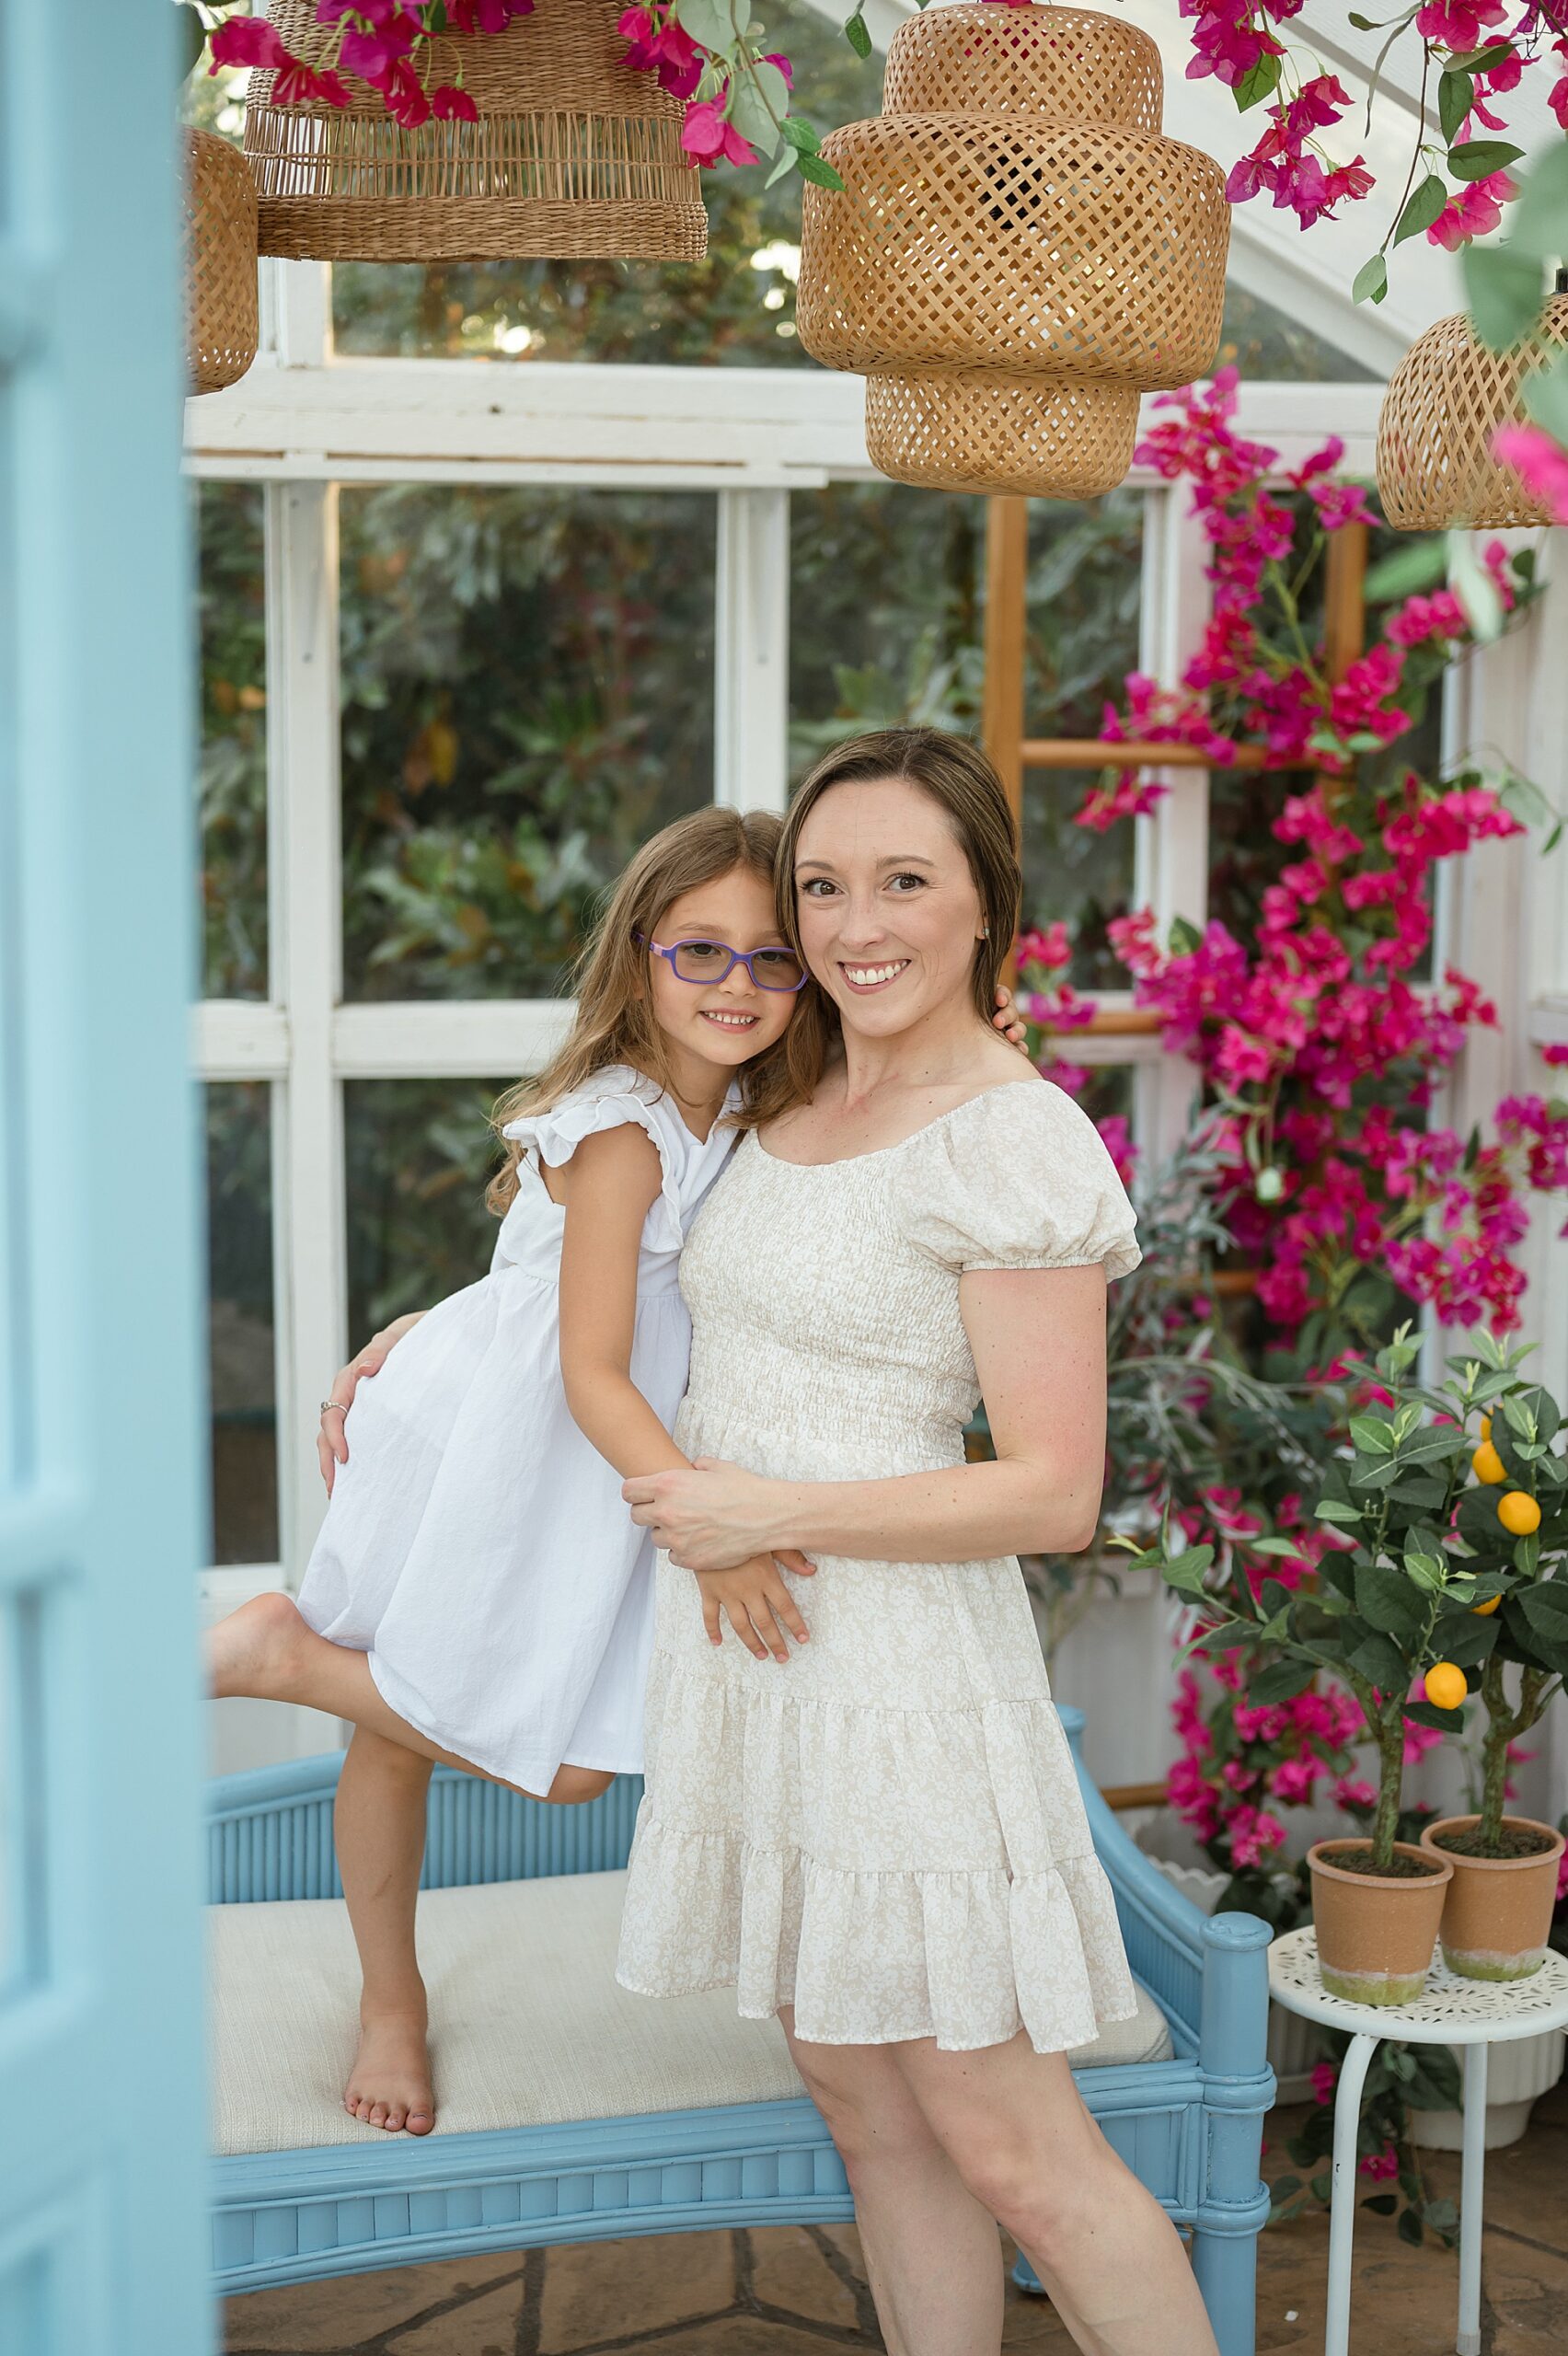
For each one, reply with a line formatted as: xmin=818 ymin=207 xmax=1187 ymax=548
xmin=345 ymin=1080 xmax=513 ymax=1347
xmin=207 ymin=1083 xmax=278 ymax=1565
xmin=1218 ymin=282 xmax=1377 ymax=382
xmin=790 ymin=481 xmax=987 ymax=774
xmin=331 ymin=1 xmax=881 ymax=364
xmin=198 ymin=482 xmax=268 ymax=999
xmin=340 ymin=487 xmax=716 ymax=1001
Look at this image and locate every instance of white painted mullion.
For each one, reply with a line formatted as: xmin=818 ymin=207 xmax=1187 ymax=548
xmin=1133 ymin=485 xmax=1208 ymax=1166
xmin=714 ymin=488 xmax=790 ymax=814
xmin=266 ymin=479 xmax=346 ymax=1592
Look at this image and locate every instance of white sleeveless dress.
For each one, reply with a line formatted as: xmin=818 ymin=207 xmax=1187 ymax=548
xmin=296 ymin=1067 xmax=740 ymax=1796
xmin=617 ymin=1079 xmax=1143 ymax=2053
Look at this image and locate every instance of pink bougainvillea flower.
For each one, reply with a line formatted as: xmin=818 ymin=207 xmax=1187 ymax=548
xmin=446 ymin=0 xmax=535 ymax=28
xmin=1076 ymin=772 xmax=1169 ymax=832
xmin=618 ymin=6 xmax=704 ymax=98
xmin=1359 ymin=2148 xmax=1400 ymax=2181
xmin=1428 ymin=169 xmax=1516 ymax=250
xmin=1413 ymin=0 xmax=1505 ymax=44
xmin=1016 ymin=921 xmax=1073 ymax=974
xmin=211 ymin=18 xmax=291 ymax=69
xmin=1493 ymin=423 xmax=1568 ymax=524
xmin=431 ymin=84 xmax=480 ymax=121
xmin=271 ymin=59 xmax=352 ymax=107
xmin=680 ymin=98 xmax=759 ymax=169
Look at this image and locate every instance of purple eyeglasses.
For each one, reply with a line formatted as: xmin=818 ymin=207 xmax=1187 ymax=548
xmin=639 ymin=935 xmax=808 ymax=993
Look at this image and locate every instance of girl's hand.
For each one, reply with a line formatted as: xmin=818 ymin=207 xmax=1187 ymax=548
xmin=317 ymin=1311 xmax=427 ymax=1495
xmin=993 ymin=983 xmax=1031 ymax=1054
xmin=697 ymin=1553 xmax=813 ymax=1662
xmin=622 ymin=1459 xmax=811 ymax=1576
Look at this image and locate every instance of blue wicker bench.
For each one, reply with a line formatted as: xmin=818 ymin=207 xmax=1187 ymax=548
xmin=207 ymin=1706 xmax=1274 ymax=2354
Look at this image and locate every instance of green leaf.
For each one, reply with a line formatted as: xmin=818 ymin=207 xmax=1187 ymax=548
xmin=1518 ymin=1582 xmax=1568 ymax=1638
xmin=843 ymin=7 xmax=872 ymax=59
xmin=1498 ymin=769 xmax=1560 ymax=837
xmin=675 ymin=0 xmax=751 ymax=52
xmin=795 ymin=152 xmax=845 ymax=191
xmin=1249 ymin=1659 xmax=1318 ymax=1704
xmin=1509 ymin=142 xmax=1568 ymax=261
xmin=1355 ymin=1561 xmax=1426 ymax=1642
xmin=1438 ymin=70 xmax=1474 ymax=146
xmin=1398 ymin=2205 xmax=1424 ymax=2246
xmin=765 ymin=144 xmax=797 ymax=188
xmin=1393 ymin=175 xmax=1448 ymax=248
xmin=1350 ymin=1415 xmax=1396 ymax=1455
xmin=1425 ymin=2197 xmax=1459 ymax=2231
xmin=1388 ymin=1475 xmax=1447 ymax=1508
xmin=1403 ymin=1698 xmax=1466 ymax=1731
xmin=1362 ymin=2193 xmax=1399 ymax=2214
xmin=729 ymin=59 xmax=790 ymax=156
xmin=1349 ymin=1631 xmax=1410 ymax=1691
xmin=1169 ymin=915 xmax=1203 ymax=955
xmin=1461 ymin=242 xmax=1545 ymax=352
xmin=1364 ymin=540 xmax=1447 ymax=602
xmin=1235 ymin=52 xmax=1282 ymax=110
xmin=1449 ymin=532 xmax=1505 ymax=644
xmin=1452 ymin=40 xmax=1514 ymax=73
xmin=1524 ymin=354 xmax=1568 ymax=449
xmin=777 ymin=114 xmax=823 ymax=154
xmin=1447 ymin=139 xmax=1523 ymax=182
xmin=1316 ymin=1498 xmax=1364 ymax=1526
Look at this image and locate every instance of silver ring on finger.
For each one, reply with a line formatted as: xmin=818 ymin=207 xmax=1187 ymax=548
xmin=319 ymin=1399 xmax=348 ymax=1417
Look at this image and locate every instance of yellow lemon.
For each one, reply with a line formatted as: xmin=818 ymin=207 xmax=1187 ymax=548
xmin=1479 ymin=1415 xmax=1493 ymax=1442
xmin=1498 ymin=1491 xmax=1542 ymax=1537
xmin=1471 ymin=1594 xmax=1501 ymax=1616
xmin=1424 ymin=1661 xmax=1468 ymax=1711
xmin=1471 ymin=1441 xmax=1506 ymax=1484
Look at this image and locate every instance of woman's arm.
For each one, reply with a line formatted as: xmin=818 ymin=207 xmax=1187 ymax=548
xmin=559 ymin=1126 xmax=813 ymax=1660
xmin=623 ymin=1262 xmax=1109 ymax=1568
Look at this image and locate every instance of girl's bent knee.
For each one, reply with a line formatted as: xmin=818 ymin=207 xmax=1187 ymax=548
xmin=543 ymin=1765 xmax=616 ymax=1806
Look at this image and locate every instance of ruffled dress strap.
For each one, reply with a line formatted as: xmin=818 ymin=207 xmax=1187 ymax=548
xmin=900 ymin=1080 xmax=1140 ymax=1279
xmin=503 ymin=1067 xmax=690 ymax=1256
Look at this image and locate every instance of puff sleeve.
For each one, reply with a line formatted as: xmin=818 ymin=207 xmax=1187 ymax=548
xmin=902 ymin=1080 xmax=1140 ymax=1280
xmin=502 ymin=1068 xmax=685 ymax=1256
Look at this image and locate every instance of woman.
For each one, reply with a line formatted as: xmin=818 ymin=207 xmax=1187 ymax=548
xmin=611 ymin=728 xmax=1220 ymax=2356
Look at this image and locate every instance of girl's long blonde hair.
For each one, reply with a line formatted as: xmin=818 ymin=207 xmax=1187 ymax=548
xmin=487 ymin=806 xmax=803 ymax=1215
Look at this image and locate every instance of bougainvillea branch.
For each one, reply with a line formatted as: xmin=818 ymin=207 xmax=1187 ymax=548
xmin=1020 ymin=370 xmax=1568 ymax=1353
xmin=200 ymin=0 xmax=839 ymax=180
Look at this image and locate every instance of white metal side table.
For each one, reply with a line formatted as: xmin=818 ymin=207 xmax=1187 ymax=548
xmin=1268 ymin=1925 xmax=1568 ymax=2356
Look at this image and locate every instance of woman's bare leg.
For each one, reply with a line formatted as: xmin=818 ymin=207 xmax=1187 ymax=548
xmin=780 ymin=2010 xmax=1006 ymax=2356
xmin=336 ymin=1727 xmax=435 ymax=2135
xmin=206 ymin=1591 xmax=613 ymax=1804
xmin=895 ymin=2033 xmax=1219 ymax=2356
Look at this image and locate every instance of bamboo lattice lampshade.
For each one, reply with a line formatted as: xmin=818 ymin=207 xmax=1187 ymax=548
xmin=243 ymin=0 xmax=706 ymax=263
xmin=187 ymin=130 xmax=259 ymax=396
xmin=1376 ymin=295 xmax=1568 ymax=530
xmin=796 ymin=2 xmax=1229 ymax=498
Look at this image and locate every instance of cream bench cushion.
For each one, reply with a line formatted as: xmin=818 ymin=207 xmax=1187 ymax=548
xmin=210 ymin=1868 xmax=1173 ymax=2157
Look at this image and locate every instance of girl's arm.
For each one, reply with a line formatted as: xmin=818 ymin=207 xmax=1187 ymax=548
xmin=558 ymin=1126 xmax=813 ymax=1660
xmin=623 ymin=1262 xmax=1109 ymax=1568
xmin=318 ymin=1310 xmax=429 ymax=1492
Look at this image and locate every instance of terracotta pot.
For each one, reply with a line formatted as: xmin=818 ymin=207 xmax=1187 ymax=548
xmin=1420 ymin=1814 xmax=1566 ymax=1982
xmin=1308 ymin=1840 xmax=1452 ymax=2006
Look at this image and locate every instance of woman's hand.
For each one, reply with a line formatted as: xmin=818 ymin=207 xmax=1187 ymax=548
xmin=697 ymin=1553 xmax=813 ymax=1662
xmin=622 ymin=1457 xmax=790 ymax=1570
xmin=992 ymin=983 xmax=1031 ymax=1054
xmin=317 ymin=1311 xmax=427 ymax=1495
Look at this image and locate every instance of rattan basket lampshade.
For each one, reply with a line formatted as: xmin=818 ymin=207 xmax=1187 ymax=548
xmin=797 ymin=2 xmax=1229 ymax=498
xmin=243 ymin=0 xmax=706 ymax=262
xmin=187 ymin=130 xmax=259 ymax=396
xmin=1377 ymin=294 xmax=1568 ymax=529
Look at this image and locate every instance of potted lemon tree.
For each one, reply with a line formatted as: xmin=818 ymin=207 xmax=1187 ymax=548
xmin=1139 ymin=1325 xmax=1505 ymax=2004
xmin=1417 ymin=1335 xmax=1568 ymax=1980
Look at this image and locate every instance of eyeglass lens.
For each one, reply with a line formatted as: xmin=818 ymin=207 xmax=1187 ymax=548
xmin=670 ymin=940 xmax=804 ymax=991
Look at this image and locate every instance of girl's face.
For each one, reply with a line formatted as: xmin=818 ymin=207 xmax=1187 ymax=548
xmin=644 ymin=865 xmax=801 ymax=1075
xmin=793 ymin=776 xmax=986 ymax=1039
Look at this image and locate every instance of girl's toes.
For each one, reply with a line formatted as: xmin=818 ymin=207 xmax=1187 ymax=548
xmin=368 ymin=2101 xmax=391 ymax=2129
xmin=407 ymin=2108 xmax=434 ymax=2137
xmin=385 ymin=2101 xmax=408 ymax=2132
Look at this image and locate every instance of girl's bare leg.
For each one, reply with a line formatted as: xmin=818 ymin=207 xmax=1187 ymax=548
xmin=205 ymin=1591 xmax=613 ymax=1804
xmin=779 ymin=2011 xmax=1006 ymax=2356
xmin=335 ymin=1727 xmax=436 ymax=2134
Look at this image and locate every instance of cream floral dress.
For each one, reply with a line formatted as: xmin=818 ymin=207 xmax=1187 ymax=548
xmin=617 ymin=1078 xmax=1143 ymax=2054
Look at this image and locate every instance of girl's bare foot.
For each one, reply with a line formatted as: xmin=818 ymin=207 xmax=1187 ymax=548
xmin=344 ymin=2007 xmax=435 ymax=2135
xmin=205 ymin=1590 xmax=308 ymax=1701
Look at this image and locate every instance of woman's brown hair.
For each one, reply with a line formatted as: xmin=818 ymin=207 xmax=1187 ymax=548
xmin=487 ymin=806 xmax=798 ymax=1214
xmin=739 ymin=726 xmax=1020 ymax=1126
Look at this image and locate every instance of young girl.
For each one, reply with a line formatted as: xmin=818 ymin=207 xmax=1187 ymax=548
xmin=208 ymin=805 xmax=1026 ymax=2138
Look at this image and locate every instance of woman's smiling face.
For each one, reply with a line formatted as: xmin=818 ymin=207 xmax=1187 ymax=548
xmin=792 ymin=775 xmax=986 ymax=1037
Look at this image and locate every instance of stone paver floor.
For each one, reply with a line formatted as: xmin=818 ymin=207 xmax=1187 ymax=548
xmin=225 ymin=2086 xmax=1568 ymax=2354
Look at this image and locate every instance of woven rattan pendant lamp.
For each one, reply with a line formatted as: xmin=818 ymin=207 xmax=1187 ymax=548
xmin=187 ymin=130 xmax=260 ymax=394
xmin=243 ymin=0 xmax=706 ymax=262
xmin=796 ymin=1 xmax=1229 ymax=498
xmin=1377 ymin=283 xmax=1568 ymax=529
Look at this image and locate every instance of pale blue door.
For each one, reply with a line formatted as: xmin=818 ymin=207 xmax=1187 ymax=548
xmin=1 ymin=6 xmax=209 ymax=2353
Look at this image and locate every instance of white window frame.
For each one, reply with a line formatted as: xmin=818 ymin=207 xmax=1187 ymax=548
xmin=191 ymin=260 xmax=1465 ymax=1621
